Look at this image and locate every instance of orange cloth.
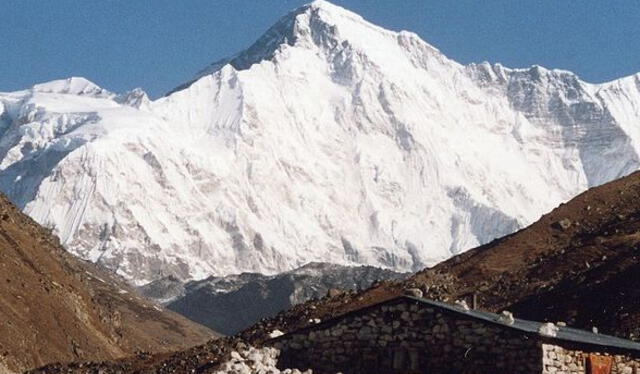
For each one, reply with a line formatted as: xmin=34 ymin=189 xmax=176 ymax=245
xmin=588 ymin=354 xmax=613 ymax=374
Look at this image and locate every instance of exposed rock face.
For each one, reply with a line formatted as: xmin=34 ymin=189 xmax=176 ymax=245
xmin=1 ymin=1 xmax=640 ymax=284
xmin=139 ymin=262 xmax=408 ymax=335
xmin=0 ymin=193 xmax=215 ymax=372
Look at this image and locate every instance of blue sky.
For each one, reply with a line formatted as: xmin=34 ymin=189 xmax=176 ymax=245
xmin=1 ymin=0 xmax=639 ymax=98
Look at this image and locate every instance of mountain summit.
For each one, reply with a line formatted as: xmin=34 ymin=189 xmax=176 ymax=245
xmin=1 ymin=1 xmax=640 ymax=285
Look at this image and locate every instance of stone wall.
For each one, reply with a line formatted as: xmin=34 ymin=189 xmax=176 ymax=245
xmin=272 ymin=298 xmax=542 ymax=374
xmin=542 ymin=343 xmax=640 ymax=374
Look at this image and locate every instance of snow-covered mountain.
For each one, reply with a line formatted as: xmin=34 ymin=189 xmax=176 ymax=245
xmin=1 ymin=1 xmax=640 ymax=285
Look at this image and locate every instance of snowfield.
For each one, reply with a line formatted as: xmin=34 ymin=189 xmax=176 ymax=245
xmin=1 ymin=0 xmax=640 ymax=284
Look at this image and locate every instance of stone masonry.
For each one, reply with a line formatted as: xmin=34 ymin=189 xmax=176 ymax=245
xmin=542 ymin=344 xmax=639 ymax=374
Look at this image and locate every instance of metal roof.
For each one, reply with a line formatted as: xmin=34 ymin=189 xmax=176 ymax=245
xmin=402 ymin=296 xmax=640 ymax=353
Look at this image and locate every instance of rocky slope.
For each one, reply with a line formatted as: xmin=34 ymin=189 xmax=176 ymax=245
xmin=0 ymin=194 xmax=215 ymax=373
xmin=29 ymin=338 xmax=289 ymax=374
xmin=1 ymin=1 xmax=640 ymax=285
xmin=139 ymin=262 xmax=407 ymax=335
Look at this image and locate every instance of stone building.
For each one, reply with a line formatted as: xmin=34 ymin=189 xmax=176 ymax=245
xmin=269 ymin=295 xmax=640 ymax=374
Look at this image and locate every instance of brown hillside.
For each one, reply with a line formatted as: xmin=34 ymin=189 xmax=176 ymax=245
xmin=0 ymin=194 xmax=215 ymax=373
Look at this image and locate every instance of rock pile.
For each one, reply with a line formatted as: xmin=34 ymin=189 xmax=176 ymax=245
xmin=212 ymin=347 xmax=288 ymax=374
xmin=212 ymin=346 xmax=340 ymax=374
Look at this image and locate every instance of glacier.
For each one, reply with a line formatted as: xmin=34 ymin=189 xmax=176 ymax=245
xmin=1 ymin=0 xmax=639 ymax=285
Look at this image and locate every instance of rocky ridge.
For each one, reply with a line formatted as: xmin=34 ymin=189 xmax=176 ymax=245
xmin=140 ymin=262 xmax=408 ymax=335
